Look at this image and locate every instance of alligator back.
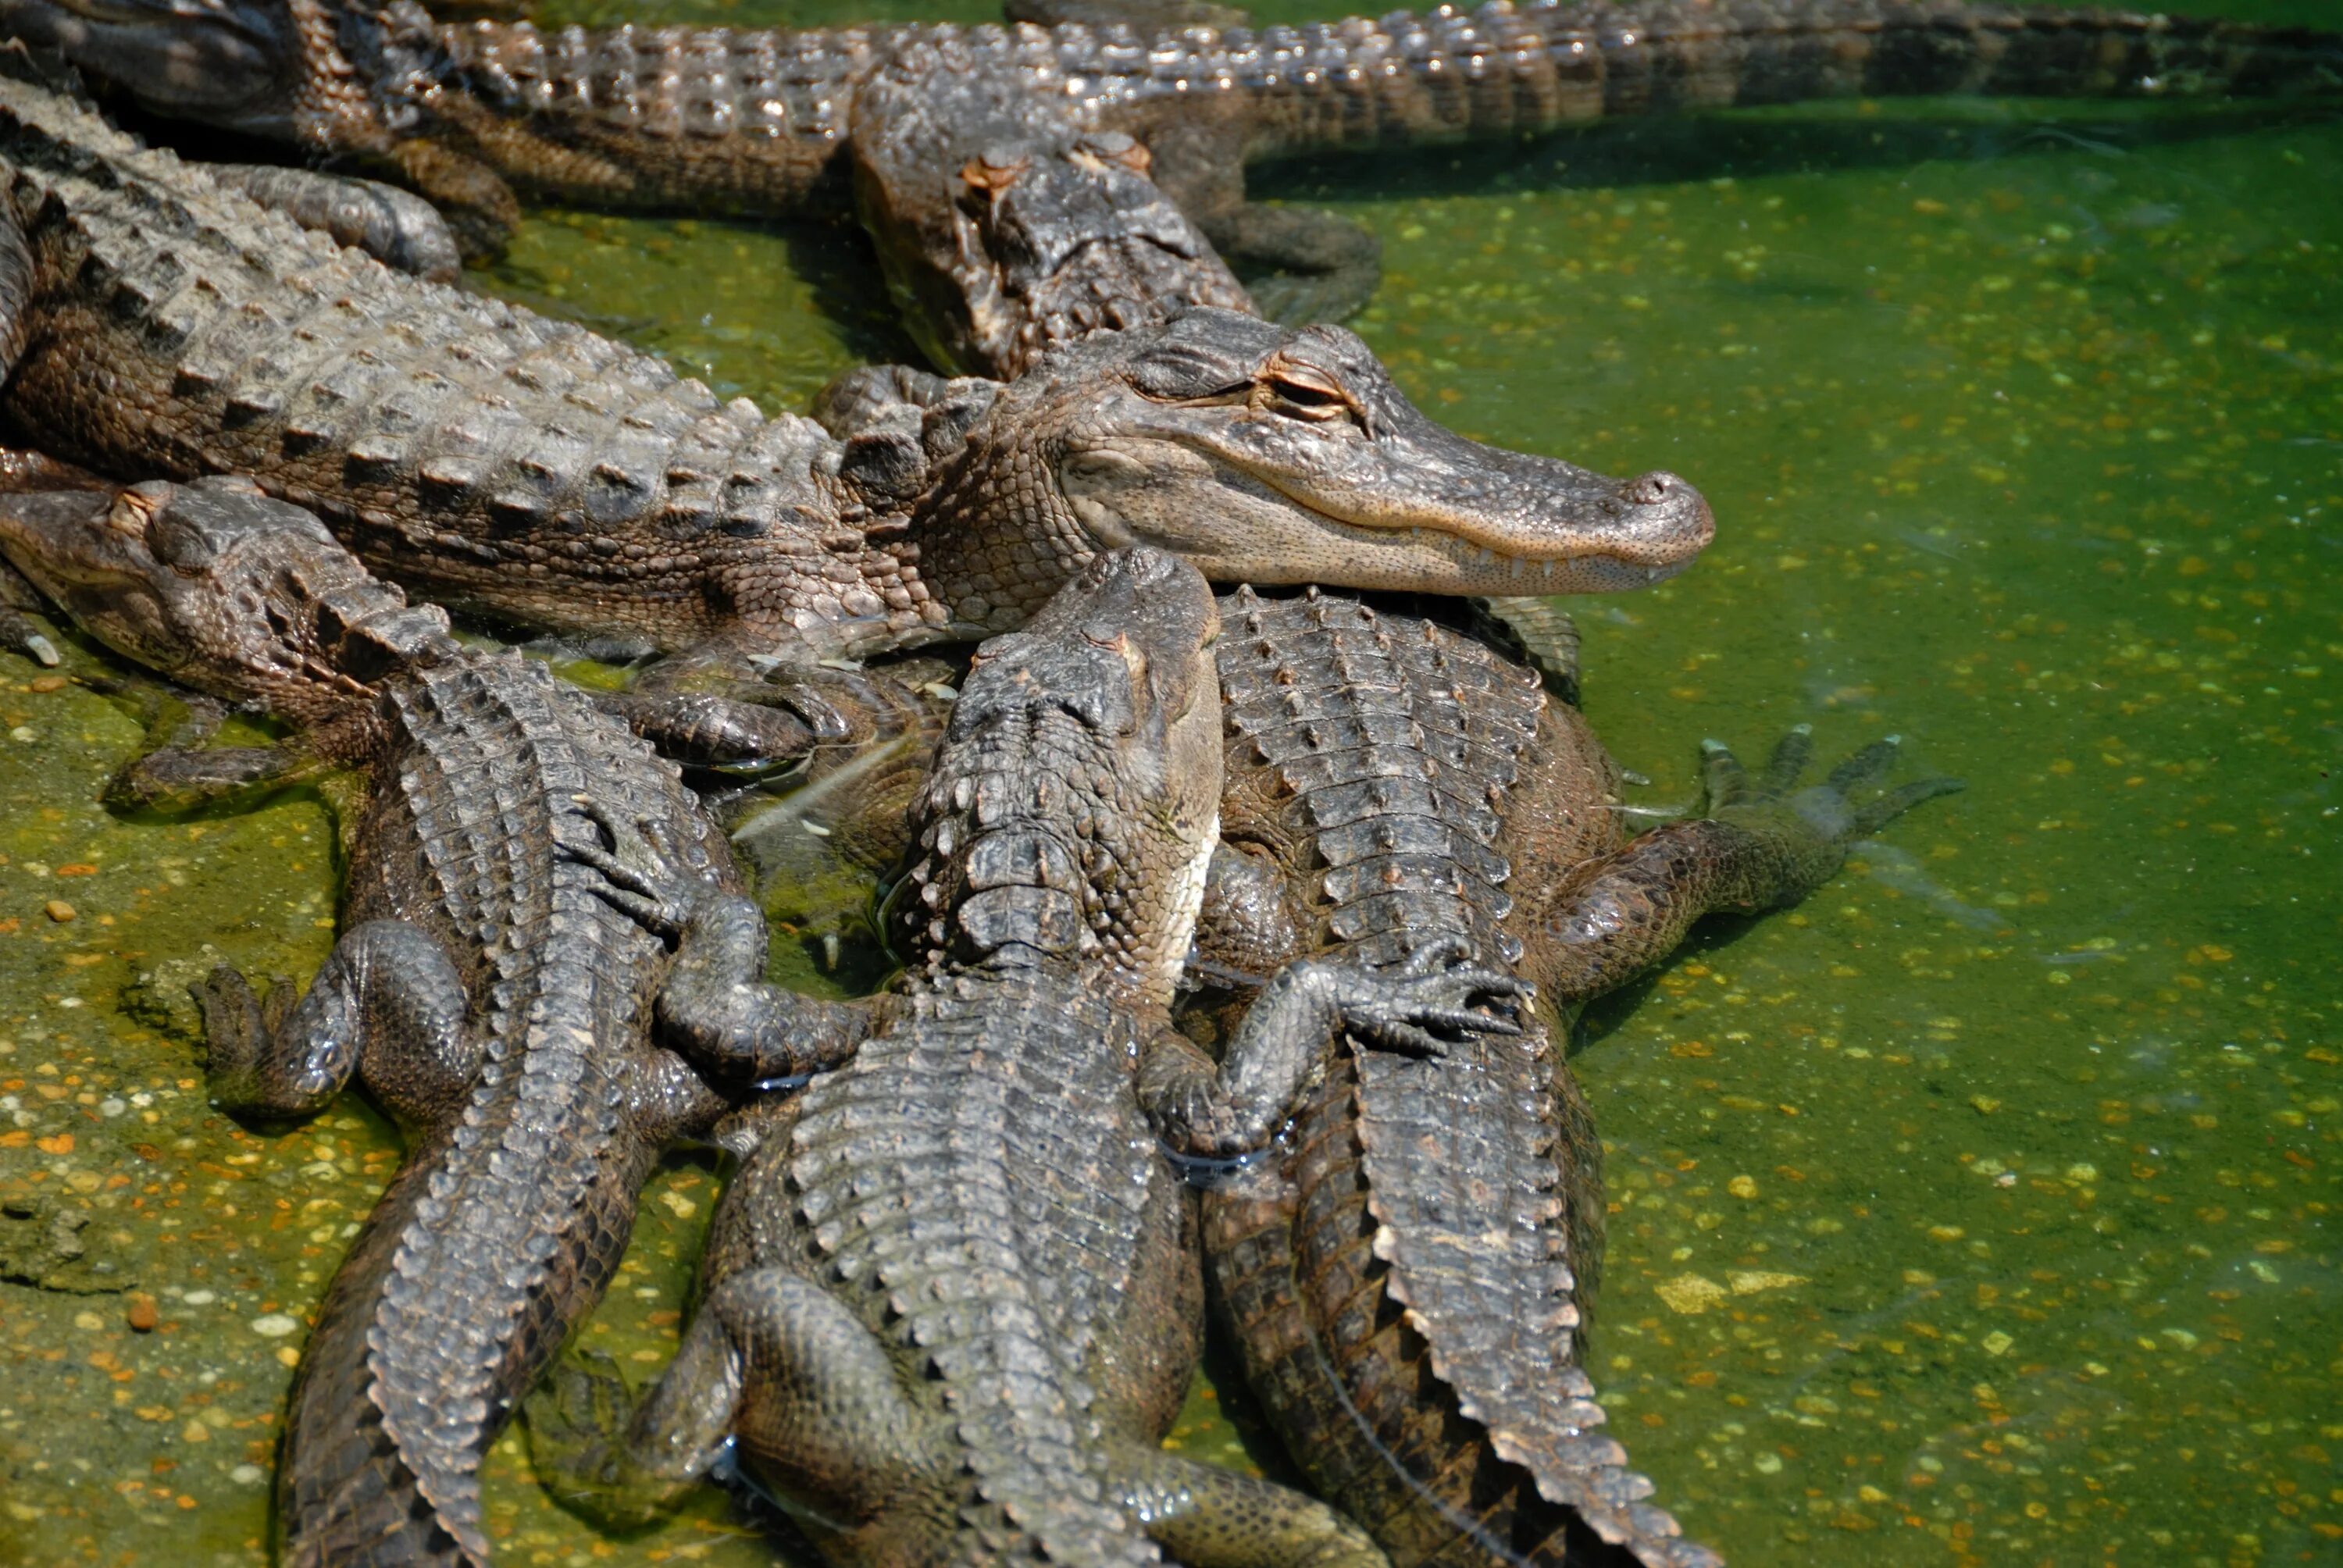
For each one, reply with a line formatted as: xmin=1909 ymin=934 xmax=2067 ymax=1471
xmin=280 ymin=654 xmax=732 ymax=1566
xmin=1201 ymin=587 xmax=1714 ymax=1566
xmin=0 ymin=67 xmax=866 ymax=653
xmin=422 ymin=1 xmax=2343 ymax=189
xmin=782 ymin=975 xmax=1181 ymax=1565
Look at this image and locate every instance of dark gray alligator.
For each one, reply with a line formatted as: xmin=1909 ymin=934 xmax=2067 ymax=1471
xmin=3 ymin=0 xmax=2336 ymax=336
xmin=1193 ymin=586 xmax=1959 ymax=1566
xmin=0 ymin=55 xmax=1710 ymax=761
xmin=519 ymin=546 xmax=1527 ymax=1566
xmin=0 ymin=476 xmax=882 ymax=1567
xmin=724 ymin=579 xmax=1960 ymax=1566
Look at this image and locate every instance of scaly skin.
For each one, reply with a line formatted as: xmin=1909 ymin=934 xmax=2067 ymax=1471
xmin=1191 ymin=586 xmax=1959 ymax=1566
xmin=0 ymin=59 xmax=1710 ymax=759
xmin=3 ymin=0 xmax=2335 ymax=267
xmin=672 ymin=584 xmax=1959 ymax=1564
xmin=524 ymin=547 xmax=1528 ymax=1566
xmin=0 ymin=478 xmax=879 ymax=1567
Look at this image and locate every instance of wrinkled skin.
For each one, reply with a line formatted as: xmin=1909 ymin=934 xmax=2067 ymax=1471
xmin=522 ymin=550 xmax=1527 ymax=1566
xmin=0 ymin=478 xmax=843 ymax=1568
xmin=3 ymin=0 xmax=2335 ymax=289
xmin=0 ymin=62 xmax=1710 ymax=767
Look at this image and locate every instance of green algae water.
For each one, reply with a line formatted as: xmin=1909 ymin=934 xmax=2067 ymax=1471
xmin=2 ymin=2 xmax=2337 ymax=1562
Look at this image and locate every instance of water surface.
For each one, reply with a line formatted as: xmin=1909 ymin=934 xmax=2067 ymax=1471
xmin=2 ymin=1 xmax=2335 ymax=1562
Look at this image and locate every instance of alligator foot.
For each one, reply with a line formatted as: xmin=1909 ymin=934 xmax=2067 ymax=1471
xmin=1148 ymin=935 xmax=1527 ymax=1156
xmin=561 ymin=800 xmax=883 ymax=1082
xmin=1339 ymin=934 xmax=1531 ymax=1059
xmin=1705 ymin=725 xmax=1967 ymax=900
xmin=616 ymin=654 xmax=925 ymax=775
xmin=192 ymin=921 xmax=480 ymax=1124
xmin=1124 ymin=1449 xmax=1386 ymax=1568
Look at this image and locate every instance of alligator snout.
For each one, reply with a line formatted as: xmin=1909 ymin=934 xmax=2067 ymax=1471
xmin=1614 ymin=469 xmax=1716 ymax=570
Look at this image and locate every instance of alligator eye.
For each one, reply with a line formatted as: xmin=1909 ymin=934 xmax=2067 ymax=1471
xmin=1262 ymin=369 xmax=1355 ymax=422
xmin=145 ymin=511 xmax=219 ymax=572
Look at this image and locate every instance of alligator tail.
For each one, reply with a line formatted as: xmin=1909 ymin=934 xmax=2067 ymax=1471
xmin=275 ymin=1036 xmax=645 ymax=1565
xmin=1236 ymin=0 xmax=2343 ymax=154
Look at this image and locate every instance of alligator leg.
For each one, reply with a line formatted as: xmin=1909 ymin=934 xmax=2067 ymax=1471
xmin=193 ymin=920 xmax=482 ymax=1124
xmin=101 ymin=736 xmax=332 ymax=814
xmin=202 ymin=165 xmax=464 ymax=283
xmin=1521 ymin=729 xmax=1966 ymax=1002
xmin=1469 ymin=595 xmax=1584 ymax=705
xmin=1143 ymin=936 xmax=1527 ymax=1156
xmin=618 ymin=641 xmax=931 ymax=772
xmin=561 ymin=813 xmax=890 ymax=1081
xmin=384 ymin=137 xmax=523 ymax=262
xmin=1121 ymin=1449 xmax=1389 ymax=1568
xmin=528 ymin=1267 xmax=926 ymax=1531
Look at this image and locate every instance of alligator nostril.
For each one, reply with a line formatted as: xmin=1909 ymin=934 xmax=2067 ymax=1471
xmin=1625 ymin=472 xmax=1681 ymax=507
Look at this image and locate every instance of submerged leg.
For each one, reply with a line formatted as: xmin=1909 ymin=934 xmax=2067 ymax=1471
xmin=1122 ymin=1449 xmax=1387 ymax=1568
xmin=194 ymin=919 xmax=480 ymax=1124
xmin=103 ymin=738 xmax=326 ymax=814
xmin=1143 ymin=936 xmax=1526 ymax=1156
xmin=622 ymin=642 xmax=932 ymax=772
xmin=1525 ymin=729 xmax=1964 ymax=1003
xmin=527 ymin=1267 xmax=924 ymax=1531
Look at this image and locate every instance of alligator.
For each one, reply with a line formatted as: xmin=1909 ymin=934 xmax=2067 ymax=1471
xmin=1191 ymin=586 xmax=1959 ymax=1566
xmin=722 ymin=579 xmax=1957 ymax=1565
xmin=3 ymin=0 xmax=2335 ymax=366
xmin=0 ymin=56 xmax=1710 ymax=763
xmin=520 ymin=545 xmax=1528 ymax=1566
xmin=0 ymin=476 xmax=893 ymax=1567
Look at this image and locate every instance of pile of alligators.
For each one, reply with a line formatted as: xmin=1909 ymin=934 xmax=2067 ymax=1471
xmin=0 ymin=2 xmax=2331 ymax=1563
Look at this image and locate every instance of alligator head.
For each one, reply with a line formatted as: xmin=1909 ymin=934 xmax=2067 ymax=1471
xmin=0 ymin=0 xmax=384 ymax=145
xmin=900 ymin=308 xmax=1715 ymax=632
xmin=0 ymin=477 xmax=454 ymax=727
xmin=893 ymin=545 xmax=1222 ymax=1007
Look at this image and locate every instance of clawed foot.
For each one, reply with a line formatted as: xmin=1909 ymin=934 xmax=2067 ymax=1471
xmin=1701 ymin=725 xmax=1965 ymax=898
xmin=522 ymin=1349 xmax=666 ymax=1532
xmin=556 ymin=800 xmax=708 ymax=939
xmin=1336 ymin=935 xmax=1530 ymax=1058
xmin=619 ymin=660 xmax=923 ymax=774
xmin=190 ymin=964 xmax=298 ymax=1110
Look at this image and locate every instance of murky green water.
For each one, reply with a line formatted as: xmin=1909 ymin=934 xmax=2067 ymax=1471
xmin=3 ymin=0 xmax=2337 ymax=1562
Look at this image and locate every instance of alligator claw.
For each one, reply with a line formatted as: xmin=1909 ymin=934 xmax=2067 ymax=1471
xmin=1336 ymin=942 xmax=1527 ymax=1059
xmin=558 ymin=799 xmax=708 ymax=939
xmin=1698 ymin=725 xmax=1965 ymax=903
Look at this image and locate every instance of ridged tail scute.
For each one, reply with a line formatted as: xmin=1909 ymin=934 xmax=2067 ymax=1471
xmin=788 ymin=991 xmax=1166 ymax=1566
xmin=274 ymin=665 xmax=674 ymax=1567
xmin=1212 ymin=588 xmax=1720 ymax=1566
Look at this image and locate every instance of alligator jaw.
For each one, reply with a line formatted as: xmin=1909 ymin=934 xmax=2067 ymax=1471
xmin=1023 ymin=312 xmax=1717 ymax=600
xmin=1235 ymin=476 xmax=1714 ymax=597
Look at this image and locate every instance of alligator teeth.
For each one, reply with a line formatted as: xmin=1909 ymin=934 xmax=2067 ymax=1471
xmin=1507 ymin=555 xmax=1526 ymax=579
